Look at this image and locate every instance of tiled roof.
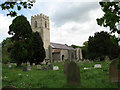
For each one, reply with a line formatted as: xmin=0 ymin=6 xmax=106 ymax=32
xmin=50 ymin=42 xmax=74 ymax=50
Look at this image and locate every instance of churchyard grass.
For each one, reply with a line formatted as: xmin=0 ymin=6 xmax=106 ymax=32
xmin=2 ymin=61 xmax=118 ymax=88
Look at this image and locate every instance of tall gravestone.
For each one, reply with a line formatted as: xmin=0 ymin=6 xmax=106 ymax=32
xmin=110 ymin=59 xmax=120 ymax=83
xmin=105 ymin=56 xmax=110 ymax=62
xmin=63 ymin=61 xmax=81 ymax=86
xmin=27 ymin=63 xmax=31 ymax=71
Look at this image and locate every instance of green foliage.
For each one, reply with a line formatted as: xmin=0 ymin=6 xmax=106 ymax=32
xmin=8 ymin=15 xmax=32 ymax=41
xmin=0 ymin=0 xmax=35 ymax=17
xmin=2 ymin=38 xmax=13 ymax=64
xmin=2 ymin=61 xmax=118 ymax=88
xmin=8 ymin=15 xmax=33 ymax=66
xmin=81 ymin=41 xmax=88 ymax=59
xmin=6 ymin=15 xmax=46 ymax=66
xmin=97 ymin=2 xmax=119 ymax=33
xmin=10 ymin=41 xmax=28 ymax=64
xmin=31 ymin=32 xmax=46 ymax=64
xmin=71 ymin=44 xmax=81 ymax=49
xmin=87 ymin=31 xmax=119 ymax=60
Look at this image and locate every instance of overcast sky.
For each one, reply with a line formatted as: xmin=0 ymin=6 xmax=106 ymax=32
xmin=0 ymin=0 xmax=111 ymax=46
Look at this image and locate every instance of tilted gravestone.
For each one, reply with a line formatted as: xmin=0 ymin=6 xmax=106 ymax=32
xmin=105 ymin=56 xmax=110 ymax=62
xmin=63 ymin=61 xmax=81 ymax=86
xmin=110 ymin=59 xmax=120 ymax=83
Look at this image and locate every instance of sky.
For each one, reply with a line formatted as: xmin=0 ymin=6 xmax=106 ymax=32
xmin=0 ymin=0 xmax=113 ymax=46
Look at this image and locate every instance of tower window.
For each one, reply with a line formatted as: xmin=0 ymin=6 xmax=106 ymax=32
xmin=45 ymin=21 xmax=47 ymax=28
xmin=35 ymin=21 xmax=37 ymax=28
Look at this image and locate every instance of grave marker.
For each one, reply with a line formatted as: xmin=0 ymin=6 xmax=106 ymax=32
xmin=8 ymin=62 xmax=12 ymax=68
xmin=37 ymin=65 xmax=41 ymax=70
xmin=53 ymin=66 xmax=59 ymax=70
xmin=110 ymin=59 xmax=120 ymax=83
xmin=27 ymin=63 xmax=31 ymax=71
xmin=63 ymin=61 xmax=81 ymax=86
xmin=105 ymin=56 xmax=110 ymax=62
xmin=94 ymin=64 xmax=102 ymax=68
xmin=23 ymin=66 xmax=27 ymax=72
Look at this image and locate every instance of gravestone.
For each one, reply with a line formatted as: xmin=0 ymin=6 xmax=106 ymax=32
xmin=33 ymin=63 xmax=35 ymax=66
xmin=53 ymin=66 xmax=59 ymax=70
xmin=48 ymin=64 xmax=53 ymax=70
xmin=2 ymin=85 xmax=20 ymax=90
xmin=23 ymin=66 xmax=27 ymax=72
xmin=105 ymin=56 xmax=110 ymax=62
xmin=8 ymin=62 xmax=12 ymax=68
xmin=110 ymin=59 xmax=120 ymax=83
xmin=94 ymin=64 xmax=102 ymax=68
xmin=63 ymin=61 xmax=81 ymax=86
xmin=37 ymin=65 xmax=41 ymax=70
xmin=42 ymin=67 xmax=47 ymax=70
xmin=27 ymin=63 xmax=31 ymax=71
xmin=85 ymin=59 xmax=90 ymax=64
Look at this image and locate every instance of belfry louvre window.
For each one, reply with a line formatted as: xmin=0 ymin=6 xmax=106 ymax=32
xmin=35 ymin=21 xmax=37 ymax=28
xmin=45 ymin=21 xmax=47 ymax=28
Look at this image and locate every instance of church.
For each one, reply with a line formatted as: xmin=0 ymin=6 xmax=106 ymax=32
xmin=31 ymin=13 xmax=83 ymax=62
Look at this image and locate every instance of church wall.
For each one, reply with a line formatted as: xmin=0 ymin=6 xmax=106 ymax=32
xmin=60 ymin=50 xmax=69 ymax=61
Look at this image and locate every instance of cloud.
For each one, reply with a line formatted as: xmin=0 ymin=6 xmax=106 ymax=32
xmin=0 ymin=14 xmax=13 ymax=42
xmin=51 ymin=2 xmax=100 ymax=27
xmin=50 ymin=6 xmax=109 ymax=46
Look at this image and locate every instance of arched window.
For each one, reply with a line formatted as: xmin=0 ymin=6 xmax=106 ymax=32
xmin=35 ymin=21 xmax=37 ymax=28
xmin=45 ymin=21 xmax=47 ymax=28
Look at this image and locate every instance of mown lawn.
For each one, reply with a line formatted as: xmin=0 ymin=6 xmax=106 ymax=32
xmin=2 ymin=61 xmax=119 ymax=88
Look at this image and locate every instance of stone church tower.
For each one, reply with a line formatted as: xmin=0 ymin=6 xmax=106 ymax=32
xmin=31 ymin=13 xmax=50 ymax=59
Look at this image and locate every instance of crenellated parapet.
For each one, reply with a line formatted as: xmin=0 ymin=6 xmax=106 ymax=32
xmin=31 ymin=13 xmax=49 ymax=20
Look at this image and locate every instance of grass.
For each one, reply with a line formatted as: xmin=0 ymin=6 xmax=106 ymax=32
xmin=2 ymin=60 xmax=119 ymax=88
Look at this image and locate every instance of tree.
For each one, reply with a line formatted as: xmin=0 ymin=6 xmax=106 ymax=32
xmin=71 ymin=44 xmax=81 ymax=48
xmin=0 ymin=0 xmax=35 ymax=17
xmin=31 ymin=32 xmax=46 ymax=65
xmin=97 ymin=1 xmax=119 ymax=34
xmin=87 ymin=31 xmax=119 ymax=60
xmin=82 ymin=41 xmax=88 ymax=59
xmin=2 ymin=37 xmax=13 ymax=64
xmin=8 ymin=15 xmax=33 ymax=66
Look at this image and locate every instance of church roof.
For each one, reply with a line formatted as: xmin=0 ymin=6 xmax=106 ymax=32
xmin=50 ymin=42 xmax=74 ymax=50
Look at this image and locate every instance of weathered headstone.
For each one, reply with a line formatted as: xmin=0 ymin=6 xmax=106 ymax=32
xmin=8 ymin=62 xmax=12 ymax=68
xmin=2 ymin=85 xmax=20 ymax=90
xmin=33 ymin=63 xmax=35 ymax=66
xmin=94 ymin=64 xmax=102 ymax=68
xmin=42 ymin=67 xmax=47 ymax=70
xmin=110 ymin=59 xmax=120 ymax=83
xmin=85 ymin=59 xmax=90 ymax=64
xmin=48 ymin=64 xmax=53 ymax=70
xmin=37 ymin=65 xmax=41 ymax=70
xmin=27 ymin=63 xmax=31 ymax=71
xmin=105 ymin=56 xmax=110 ymax=62
xmin=63 ymin=61 xmax=81 ymax=86
xmin=53 ymin=66 xmax=59 ymax=70
xmin=23 ymin=66 xmax=27 ymax=72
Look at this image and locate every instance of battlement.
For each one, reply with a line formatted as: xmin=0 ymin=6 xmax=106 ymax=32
xmin=31 ymin=13 xmax=49 ymax=20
